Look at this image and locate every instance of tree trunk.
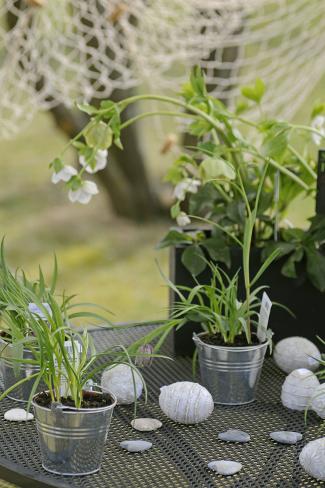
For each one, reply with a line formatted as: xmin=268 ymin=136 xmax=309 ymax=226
xmin=7 ymin=2 xmax=166 ymax=222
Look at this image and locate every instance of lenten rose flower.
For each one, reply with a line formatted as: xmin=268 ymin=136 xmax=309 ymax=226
xmin=79 ymin=149 xmax=108 ymax=174
xmin=68 ymin=180 xmax=99 ymax=204
xmin=311 ymin=115 xmax=325 ymax=146
xmin=51 ymin=165 xmax=77 ymax=184
xmin=173 ymin=178 xmax=201 ymax=201
xmin=176 ymin=212 xmax=191 ymax=227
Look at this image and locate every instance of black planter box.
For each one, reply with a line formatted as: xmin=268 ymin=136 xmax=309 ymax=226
xmin=170 ymin=242 xmax=325 ymax=356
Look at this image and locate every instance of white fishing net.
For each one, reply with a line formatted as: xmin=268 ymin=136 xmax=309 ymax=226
xmin=0 ymin=0 xmax=324 ymax=138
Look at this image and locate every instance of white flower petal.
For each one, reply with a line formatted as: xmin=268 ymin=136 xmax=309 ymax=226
xmin=83 ymin=180 xmax=99 ymax=195
xmin=97 ymin=149 xmax=108 ymax=160
xmin=60 ymin=166 xmax=77 ymax=182
xmin=79 ymin=151 xmax=108 ymax=174
xmin=94 ymin=156 xmax=108 ymax=171
xmin=79 ymin=155 xmax=96 ymax=174
xmin=52 ymin=165 xmax=77 ymax=184
xmin=173 ymin=178 xmax=201 ymax=201
xmin=68 ymin=188 xmax=81 ymax=203
xmin=79 ymin=155 xmax=87 ymax=168
xmin=311 ymin=115 xmax=325 ymax=146
xmin=174 ymin=181 xmax=187 ymax=201
xmin=51 ymin=172 xmax=61 ymax=184
xmin=77 ymin=191 xmax=93 ymax=204
xmin=176 ymin=212 xmax=191 ymax=227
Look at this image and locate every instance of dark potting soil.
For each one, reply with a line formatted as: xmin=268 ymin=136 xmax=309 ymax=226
xmin=0 ymin=330 xmax=12 ymax=341
xmin=202 ymin=333 xmax=261 ymax=347
xmin=35 ymin=391 xmax=113 ymax=409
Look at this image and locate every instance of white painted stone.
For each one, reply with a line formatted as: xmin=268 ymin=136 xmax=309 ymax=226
xmin=311 ymin=383 xmax=325 ymax=419
xmin=281 ymin=368 xmax=320 ymax=411
xmin=4 ymin=408 xmax=34 ymax=422
xmin=299 ymin=438 xmax=325 ymax=481
xmin=274 ymin=337 xmax=321 ymax=374
xmin=159 ymin=382 xmax=214 ymax=424
xmin=101 ymin=364 xmax=143 ymax=404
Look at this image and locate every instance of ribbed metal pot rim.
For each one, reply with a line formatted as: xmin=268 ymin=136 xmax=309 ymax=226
xmin=193 ymin=331 xmax=269 ymax=352
xmin=32 ymin=390 xmax=117 ymax=414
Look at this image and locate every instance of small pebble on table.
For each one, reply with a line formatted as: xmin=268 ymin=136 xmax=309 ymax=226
xmin=218 ymin=429 xmax=250 ymax=443
xmin=4 ymin=408 xmax=34 ymax=422
xmin=120 ymin=440 xmax=153 ymax=452
xmin=131 ymin=418 xmax=162 ymax=432
xmin=270 ymin=431 xmax=303 ymax=445
xmin=208 ymin=460 xmax=243 ymax=476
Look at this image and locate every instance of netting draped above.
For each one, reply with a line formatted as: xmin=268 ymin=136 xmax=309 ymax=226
xmin=0 ymin=0 xmax=325 ymax=138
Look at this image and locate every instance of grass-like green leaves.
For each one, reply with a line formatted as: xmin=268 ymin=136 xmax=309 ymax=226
xmin=0 ymin=240 xmax=153 ymax=410
xmin=0 ymin=280 xmax=151 ymax=411
xmin=0 ymin=239 xmax=114 ymax=343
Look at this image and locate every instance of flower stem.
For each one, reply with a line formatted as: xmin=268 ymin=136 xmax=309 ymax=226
xmin=288 ymin=144 xmax=317 ymax=179
xmin=120 ymin=110 xmax=198 ymax=130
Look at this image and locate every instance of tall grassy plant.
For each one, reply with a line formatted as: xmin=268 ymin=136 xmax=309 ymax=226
xmin=0 ymin=291 xmax=153 ymax=411
xmin=0 ymin=239 xmax=114 ymax=344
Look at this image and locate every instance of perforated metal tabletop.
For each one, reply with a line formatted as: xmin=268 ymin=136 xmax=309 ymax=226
xmin=0 ymin=323 xmax=324 ymax=488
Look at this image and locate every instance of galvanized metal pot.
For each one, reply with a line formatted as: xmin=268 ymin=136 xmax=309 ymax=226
xmin=32 ymin=391 xmax=117 ymax=476
xmin=0 ymin=339 xmax=41 ymax=402
xmin=193 ymin=332 xmax=268 ymax=405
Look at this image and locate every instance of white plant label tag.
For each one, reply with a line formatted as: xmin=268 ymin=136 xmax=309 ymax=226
xmin=55 ymin=340 xmax=82 ymax=397
xmin=257 ymin=292 xmax=272 ymax=343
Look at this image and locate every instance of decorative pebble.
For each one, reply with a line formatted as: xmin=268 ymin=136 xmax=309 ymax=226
xmin=4 ymin=408 xmax=34 ymax=422
xmin=159 ymin=382 xmax=214 ymax=424
xmin=281 ymin=368 xmax=320 ymax=411
xmin=218 ymin=429 xmax=250 ymax=443
xmin=208 ymin=460 xmax=242 ymax=476
xmin=120 ymin=440 xmax=152 ymax=453
xmin=273 ymin=337 xmax=321 ymax=374
xmin=299 ymin=438 xmax=325 ymax=481
xmin=311 ymin=383 xmax=325 ymax=419
xmin=101 ymin=364 xmax=143 ymax=404
xmin=269 ymin=431 xmax=302 ymax=445
xmin=131 ymin=418 xmax=162 ymax=432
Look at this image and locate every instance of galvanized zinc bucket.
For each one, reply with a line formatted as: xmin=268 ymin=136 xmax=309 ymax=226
xmin=32 ymin=391 xmax=117 ymax=476
xmin=193 ymin=332 xmax=268 ymax=405
xmin=0 ymin=339 xmax=41 ymax=402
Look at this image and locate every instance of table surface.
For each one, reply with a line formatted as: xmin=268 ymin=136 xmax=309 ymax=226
xmin=0 ymin=323 xmax=324 ymax=488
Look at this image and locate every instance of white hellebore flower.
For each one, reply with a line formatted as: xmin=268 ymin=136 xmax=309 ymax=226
xmin=176 ymin=212 xmax=191 ymax=227
xmin=79 ymin=149 xmax=108 ymax=174
xmin=311 ymin=115 xmax=325 ymax=146
xmin=173 ymin=178 xmax=201 ymax=201
xmin=68 ymin=180 xmax=99 ymax=204
xmin=28 ymin=303 xmax=52 ymax=320
xmin=51 ymin=165 xmax=77 ymax=184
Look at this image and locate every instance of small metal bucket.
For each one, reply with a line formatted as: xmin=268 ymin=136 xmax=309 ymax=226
xmin=0 ymin=339 xmax=41 ymax=402
xmin=32 ymin=391 xmax=117 ymax=476
xmin=193 ymin=332 xmax=268 ymax=405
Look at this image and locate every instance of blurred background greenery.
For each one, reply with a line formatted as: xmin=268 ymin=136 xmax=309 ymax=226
xmin=0 ymin=75 xmax=323 ymax=326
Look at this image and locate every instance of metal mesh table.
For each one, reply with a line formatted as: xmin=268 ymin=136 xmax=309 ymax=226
xmin=0 ymin=323 xmax=324 ymax=488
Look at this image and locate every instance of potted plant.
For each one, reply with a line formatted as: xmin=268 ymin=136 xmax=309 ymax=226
xmin=0 ymin=289 xmax=148 ymax=476
xmin=130 ymin=165 xmax=286 ymax=404
xmin=50 ymin=67 xmax=325 ymax=352
xmin=0 ymin=240 xmax=113 ymax=402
